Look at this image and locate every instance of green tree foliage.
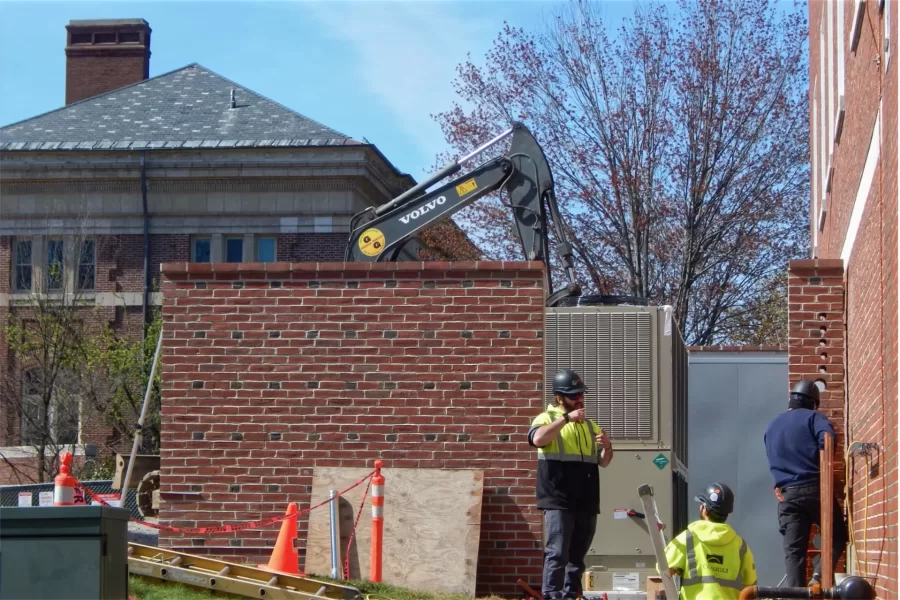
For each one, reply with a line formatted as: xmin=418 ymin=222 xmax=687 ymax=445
xmin=2 ymin=243 xmax=162 ymax=484
xmin=82 ymin=308 xmax=163 ymax=456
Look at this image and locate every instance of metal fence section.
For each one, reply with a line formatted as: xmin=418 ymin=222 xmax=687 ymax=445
xmin=0 ymin=479 xmax=142 ymax=519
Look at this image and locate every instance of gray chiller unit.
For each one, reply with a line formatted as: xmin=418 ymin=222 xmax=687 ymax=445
xmin=543 ymin=303 xmax=689 ymax=595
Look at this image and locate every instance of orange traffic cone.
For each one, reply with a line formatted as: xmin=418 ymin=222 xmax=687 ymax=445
xmin=258 ymin=503 xmax=304 ymax=576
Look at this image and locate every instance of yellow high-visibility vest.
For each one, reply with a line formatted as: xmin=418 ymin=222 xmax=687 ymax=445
xmin=528 ymin=404 xmax=603 ymax=513
xmin=530 ymin=404 xmax=602 ymax=462
xmin=661 ymin=520 xmax=757 ymax=600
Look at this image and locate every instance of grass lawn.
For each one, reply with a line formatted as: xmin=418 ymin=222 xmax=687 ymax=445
xmin=129 ymin=575 xmax=243 ymax=600
xmin=129 ymin=575 xmax=507 ymax=600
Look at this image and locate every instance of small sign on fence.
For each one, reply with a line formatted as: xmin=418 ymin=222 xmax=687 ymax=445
xmin=96 ymin=493 xmax=121 ymax=508
xmin=38 ymin=491 xmax=53 ymax=506
xmin=17 ymin=492 xmax=31 ymax=507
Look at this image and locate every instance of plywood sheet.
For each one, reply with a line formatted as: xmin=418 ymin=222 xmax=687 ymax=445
xmin=304 ymin=467 xmax=484 ymax=595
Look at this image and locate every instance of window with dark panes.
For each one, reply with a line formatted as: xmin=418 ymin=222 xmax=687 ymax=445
xmin=14 ymin=239 xmax=32 ymax=292
xmin=46 ymin=239 xmax=64 ymax=291
xmin=53 ymin=388 xmax=80 ymax=445
xmin=226 ymin=237 xmax=243 ymax=262
xmin=257 ymin=237 xmax=276 ymax=262
xmin=78 ymin=239 xmax=96 ymax=291
xmin=193 ymin=238 xmax=211 ymax=263
xmin=20 ymin=368 xmax=80 ymax=446
xmin=20 ymin=369 xmax=42 ymax=445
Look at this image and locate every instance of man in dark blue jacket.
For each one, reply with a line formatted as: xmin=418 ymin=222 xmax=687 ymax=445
xmin=763 ymin=379 xmax=848 ymax=587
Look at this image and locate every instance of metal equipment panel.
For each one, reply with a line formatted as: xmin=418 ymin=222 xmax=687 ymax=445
xmin=545 ymin=303 xmax=689 ymax=594
xmin=591 ymin=449 xmax=674 ymax=557
xmin=688 ymin=351 xmax=788 ymax=586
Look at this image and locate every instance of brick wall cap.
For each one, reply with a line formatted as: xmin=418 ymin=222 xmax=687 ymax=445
xmin=687 ymin=345 xmax=788 ymax=352
xmin=160 ymin=260 xmax=547 ymax=278
xmin=788 ymin=259 xmax=844 ymax=273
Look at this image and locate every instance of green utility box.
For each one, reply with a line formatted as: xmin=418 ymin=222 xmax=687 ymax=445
xmin=0 ymin=505 xmax=130 ymax=599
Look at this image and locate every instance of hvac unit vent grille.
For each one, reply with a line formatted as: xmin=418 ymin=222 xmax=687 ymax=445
xmin=673 ymin=470 xmax=689 ymax=534
xmin=545 ymin=311 xmax=653 ymax=440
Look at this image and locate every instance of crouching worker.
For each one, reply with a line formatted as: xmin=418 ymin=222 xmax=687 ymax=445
xmin=660 ymin=483 xmax=757 ymax=599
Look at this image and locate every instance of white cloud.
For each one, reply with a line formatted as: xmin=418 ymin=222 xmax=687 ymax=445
xmin=303 ymin=1 xmax=496 ymax=159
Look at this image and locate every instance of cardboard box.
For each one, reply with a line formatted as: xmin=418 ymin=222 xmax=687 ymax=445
xmin=646 ymin=576 xmax=665 ymax=599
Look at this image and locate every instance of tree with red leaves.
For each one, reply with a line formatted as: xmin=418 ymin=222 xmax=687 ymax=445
xmin=432 ymin=0 xmax=808 ymax=345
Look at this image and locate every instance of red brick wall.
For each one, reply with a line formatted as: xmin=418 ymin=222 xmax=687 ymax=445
xmin=0 ymin=454 xmax=93 ymax=486
xmin=65 ymin=54 xmax=149 ymax=105
xmin=807 ymin=1 xmax=899 ymax=596
xmin=844 ymin=209 xmax=898 ymax=594
xmin=276 ymin=234 xmax=346 ymax=262
xmin=810 ymin=0 xmax=887 ymax=259
xmin=787 ymin=259 xmax=847 ymax=579
xmin=0 ymin=457 xmax=44 ymax=486
xmin=158 ymin=260 xmax=547 ymax=596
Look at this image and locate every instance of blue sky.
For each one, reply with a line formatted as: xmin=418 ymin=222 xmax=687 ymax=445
xmin=0 ymin=0 xmax=638 ymax=181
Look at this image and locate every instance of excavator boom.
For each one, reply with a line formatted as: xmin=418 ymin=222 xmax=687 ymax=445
xmin=344 ymin=122 xmax=581 ymax=307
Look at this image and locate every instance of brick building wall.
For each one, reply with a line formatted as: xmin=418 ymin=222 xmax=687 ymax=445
xmin=806 ymin=1 xmax=899 ymax=596
xmin=787 ymin=260 xmax=848 ymax=579
xmin=0 ymin=232 xmax=350 ymax=483
xmin=276 ymin=234 xmax=347 ymax=262
xmin=158 ymin=260 xmax=547 ymax=596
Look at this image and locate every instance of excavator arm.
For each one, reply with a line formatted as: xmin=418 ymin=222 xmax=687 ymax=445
xmin=345 ymin=122 xmax=582 ymax=307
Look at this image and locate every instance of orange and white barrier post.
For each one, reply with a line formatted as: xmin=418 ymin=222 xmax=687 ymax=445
xmin=54 ymin=451 xmax=79 ymax=506
xmin=370 ymin=460 xmax=384 ymax=583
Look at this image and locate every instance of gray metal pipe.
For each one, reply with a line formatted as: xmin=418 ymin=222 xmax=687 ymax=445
xmin=329 ymin=489 xmax=340 ymax=579
xmin=120 ymin=331 xmax=163 ymax=505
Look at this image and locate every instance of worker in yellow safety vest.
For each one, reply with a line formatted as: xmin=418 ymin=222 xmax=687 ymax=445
xmin=660 ymin=482 xmax=757 ymax=600
xmin=528 ymin=368 xmax=614 ymax=600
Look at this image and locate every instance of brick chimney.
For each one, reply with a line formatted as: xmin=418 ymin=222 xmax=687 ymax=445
xmin=65 ymin=19 xmax=151 ymax=105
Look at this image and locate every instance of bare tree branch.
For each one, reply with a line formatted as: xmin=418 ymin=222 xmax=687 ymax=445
xmin=432 ymin=0 xmax=807 ymax=345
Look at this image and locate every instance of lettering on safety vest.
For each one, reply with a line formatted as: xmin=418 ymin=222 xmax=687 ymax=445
xmin=681 ymin=530 xmax=747 ymax=592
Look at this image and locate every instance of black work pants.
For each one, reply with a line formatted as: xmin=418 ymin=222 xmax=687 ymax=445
xmin=542 ymin=509 xmax=597 ymax=600
xmin=777 ymin=483 xmax=848 ymax=587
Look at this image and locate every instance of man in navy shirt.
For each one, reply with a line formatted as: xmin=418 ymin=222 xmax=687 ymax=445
xmin=763 ymin=379 xmax=848 ymax=587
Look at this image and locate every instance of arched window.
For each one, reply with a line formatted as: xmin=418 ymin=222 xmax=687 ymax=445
xmin=20 ymin=367 xmax=80 ymax=446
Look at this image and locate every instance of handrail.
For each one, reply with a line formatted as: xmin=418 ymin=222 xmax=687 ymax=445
xmin=820 ymin=431 xmax=834 ymax=587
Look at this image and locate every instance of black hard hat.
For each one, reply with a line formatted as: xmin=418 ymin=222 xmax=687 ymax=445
xmin=694 ymin=482 xmax=734 ymax=518
xmin=791 ymin=379 xmax=821 ymax=409
xmin=552 ymin=369 xmax=586 ymax=396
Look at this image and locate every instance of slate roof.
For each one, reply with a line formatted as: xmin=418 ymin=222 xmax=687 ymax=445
xmin=0 ymin=63 xmax=362 ymax=151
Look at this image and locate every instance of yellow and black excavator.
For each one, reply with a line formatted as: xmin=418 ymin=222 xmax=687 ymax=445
xmin=344 ymin=122 xmax=583 ymax=308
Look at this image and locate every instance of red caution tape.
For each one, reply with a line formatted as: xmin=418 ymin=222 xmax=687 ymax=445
xmin=75 ymin=470 xmax=375 ymax=535
xmin=344 ymin=475 xmax=373 ymax=579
